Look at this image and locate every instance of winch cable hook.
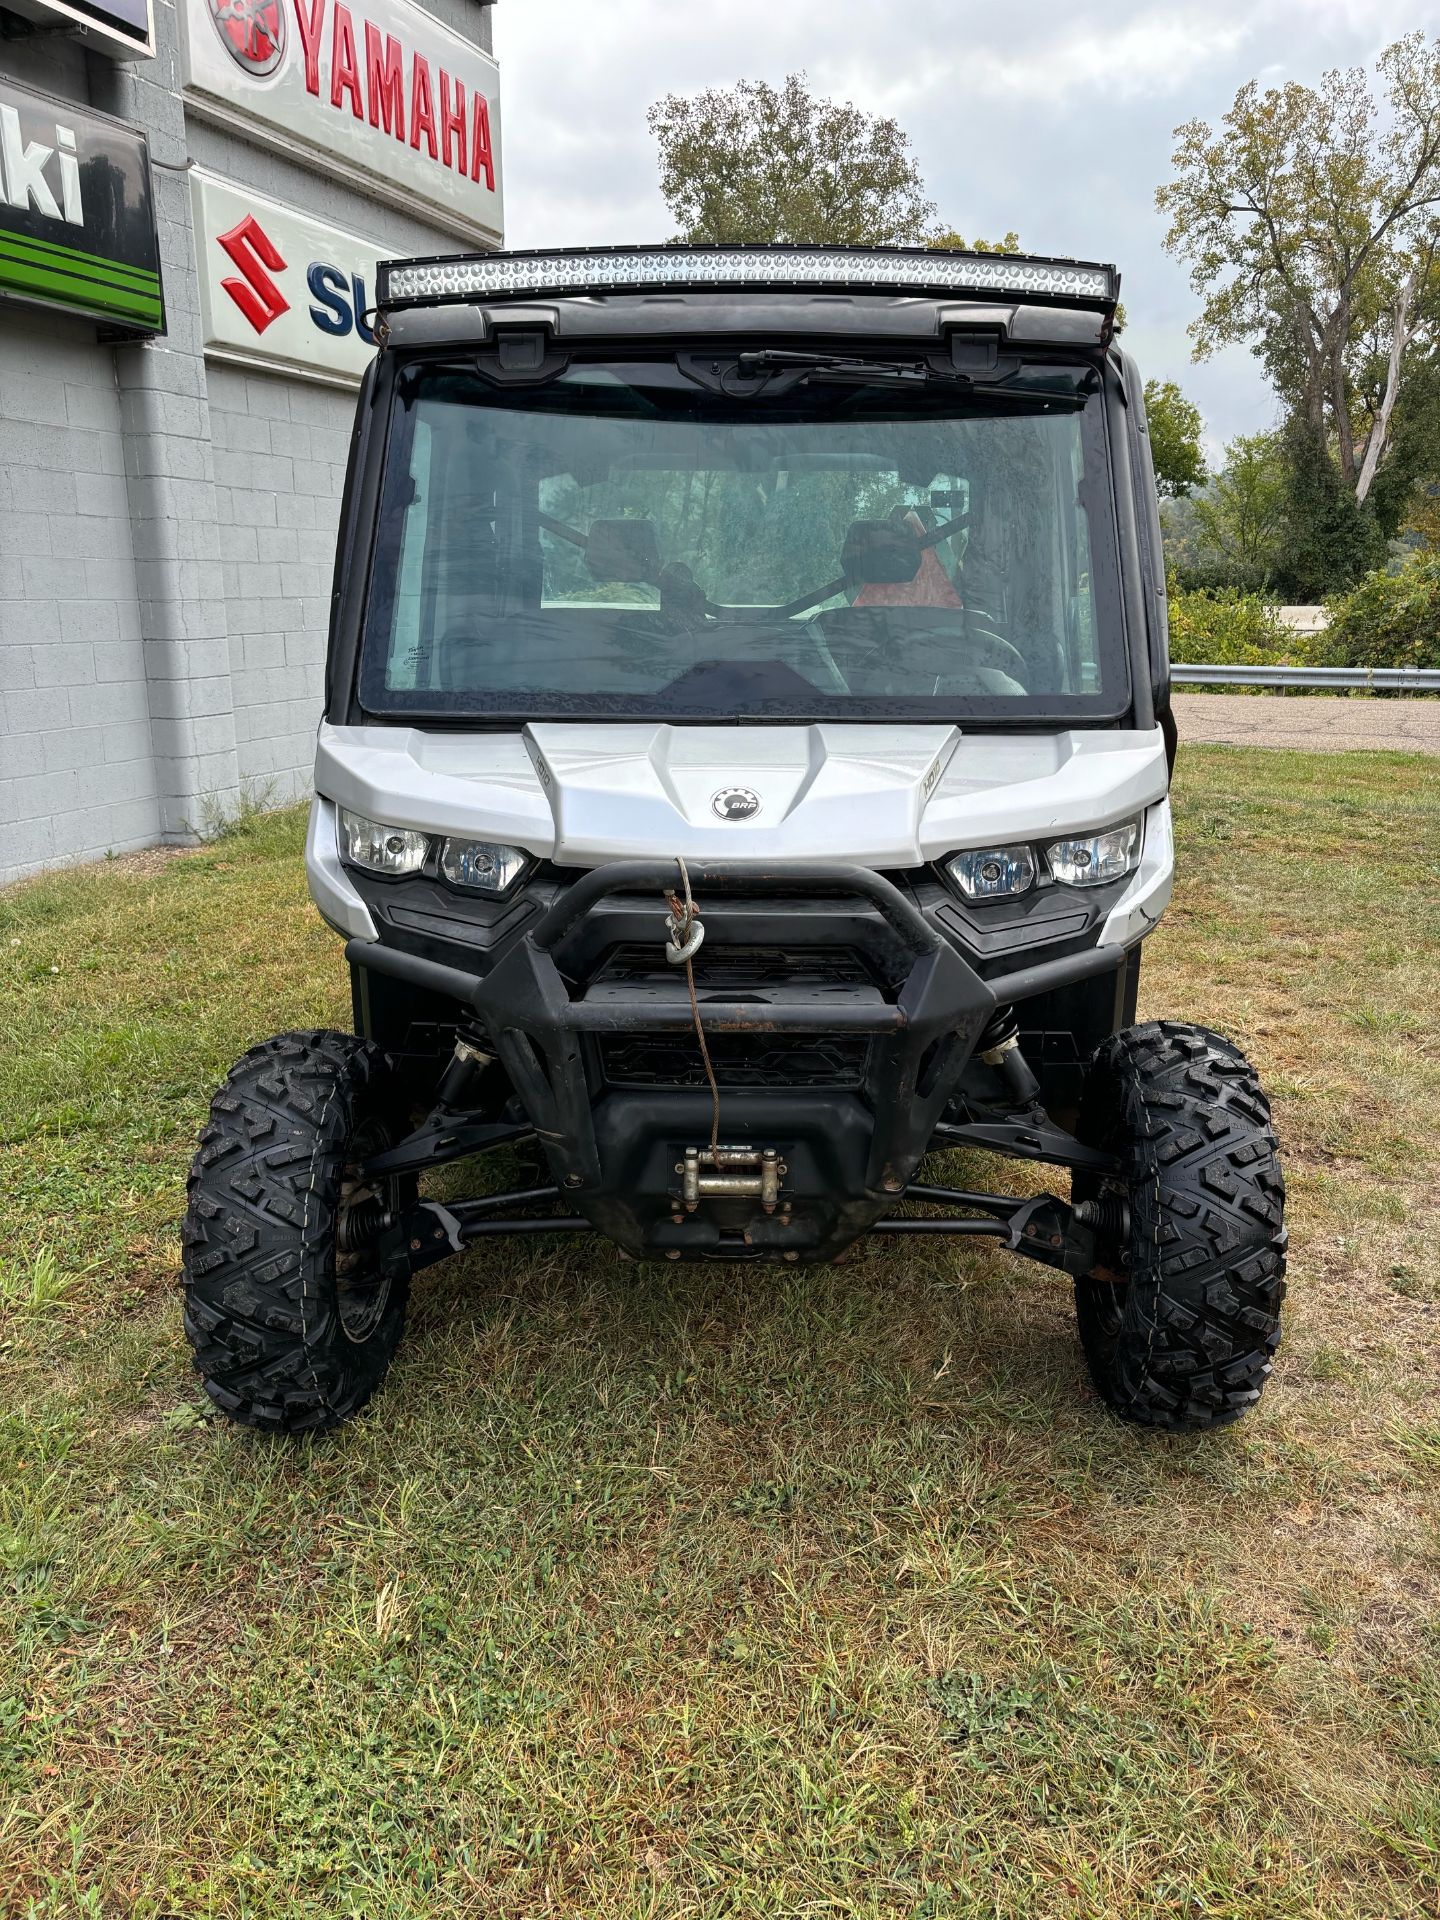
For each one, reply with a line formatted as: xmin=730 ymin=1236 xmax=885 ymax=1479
xmin=663 ymin=855 xmax=722 ymax=1155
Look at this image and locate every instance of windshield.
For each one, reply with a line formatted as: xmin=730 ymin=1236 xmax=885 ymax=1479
xmin=357 ymin=357 xmax=1129 ymax=722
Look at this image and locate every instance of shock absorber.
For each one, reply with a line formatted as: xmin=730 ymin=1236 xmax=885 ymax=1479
xmin=337 ymin=1193 xmax=393 ymax=1254
xmin=977 ymin=1005 xmax=1043 ymax=1109
xmin=434 ymin=1029 xmax=494 ymax=1111
xmin=1072 ymin=1194 xmax=1130 ymax=1237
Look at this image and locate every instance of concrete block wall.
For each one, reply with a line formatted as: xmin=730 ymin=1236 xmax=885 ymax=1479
xmin=209 ymin=367 xmax=353 ymax=800
xmin=0 ymin=309 xmax=160 ymax=873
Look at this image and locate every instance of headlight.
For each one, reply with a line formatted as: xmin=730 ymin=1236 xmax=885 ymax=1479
xmin=946 ymin=844 xmax=1036 ymax=901
xmin=337 ymin=807 xmax=429 ymax=875
xmin=1046 ymin=820 xmax=1140 ymax=888
xmin=440 ymin=837 xmax=529 ymax=893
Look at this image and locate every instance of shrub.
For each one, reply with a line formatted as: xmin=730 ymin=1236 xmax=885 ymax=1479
xmin=1167 ymin=559 xmax=1273 ymax=596
xmin=1165 ymin=582 xmax=1293 ymax=666
xmin=1313 ymin=556 xmax=1440 ymax=670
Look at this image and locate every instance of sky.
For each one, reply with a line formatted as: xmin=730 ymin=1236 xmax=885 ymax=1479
xmin=490 ymin=0 xmax=1439 ymax=459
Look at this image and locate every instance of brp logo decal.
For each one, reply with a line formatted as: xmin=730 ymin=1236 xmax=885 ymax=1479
xmin=207 ymin=0 xmax=287 ymax=76
xmin=217 ymin=214 xmax=289 ymax=334
xmin=711 ymin=787 xmax=761 ymax=821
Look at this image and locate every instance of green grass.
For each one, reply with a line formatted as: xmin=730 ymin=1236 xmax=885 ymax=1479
xmin=2 ymin=748 xmax=1438 ymax=1918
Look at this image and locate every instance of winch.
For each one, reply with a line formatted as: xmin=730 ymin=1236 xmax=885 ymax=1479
xmin=679 ymin=1144 xmax=785 ymax=1213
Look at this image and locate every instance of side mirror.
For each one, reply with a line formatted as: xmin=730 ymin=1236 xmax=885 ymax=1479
xmin=841 ymin=519 xmax=921 ymax=585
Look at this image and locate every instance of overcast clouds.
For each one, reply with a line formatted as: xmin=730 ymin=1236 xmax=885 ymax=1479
xmin=491 ymin=0 xmax=1440 ymax=454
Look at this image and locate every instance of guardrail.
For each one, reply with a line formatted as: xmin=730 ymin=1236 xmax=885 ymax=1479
xmin=1172 ymin=663 xmax=1440 ymax=692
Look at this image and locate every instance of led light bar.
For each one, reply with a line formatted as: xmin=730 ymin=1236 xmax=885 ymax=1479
xmin=377 ymin=244 xmax=1119 ymax=313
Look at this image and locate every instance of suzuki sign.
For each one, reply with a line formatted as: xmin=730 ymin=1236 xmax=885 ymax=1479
xmin=192 ymin=168 xmax=383 ymax=386
xmin=180 ymin=0 xmax=501 ymax=244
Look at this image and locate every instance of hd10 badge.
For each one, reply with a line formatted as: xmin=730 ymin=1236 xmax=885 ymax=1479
xmin=191 ymin=166 xmax=386 ymax=386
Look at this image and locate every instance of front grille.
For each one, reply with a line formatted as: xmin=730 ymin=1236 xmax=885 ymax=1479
xmin=589 ymin=943 xmax=878 ymax=1090
xmin=593 ymin=943 xmax=875 ymax=992
xmin=600 ymin=1031 xmax=870 ymax=1090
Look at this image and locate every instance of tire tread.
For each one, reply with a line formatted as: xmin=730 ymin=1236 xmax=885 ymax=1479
xmin=181 ymin=1030 xmax=408 ymax=1434
xmin=1075 ymin=1019 xmax=1287 ymax=1432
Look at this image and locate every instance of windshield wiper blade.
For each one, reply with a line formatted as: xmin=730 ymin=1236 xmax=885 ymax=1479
xmin=732 ymin=349 xmax=1093 ymax=404
xmin=736 ymin=350 xmax=932 ymax=388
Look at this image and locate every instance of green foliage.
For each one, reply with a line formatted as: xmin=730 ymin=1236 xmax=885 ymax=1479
xmin=925 ymin=229 xmax=1022 ymax=254
xmin=1191 ymin=432 xmax=1286 ymax=576
xmin=648 ymin=73 xmax=934 ymax=245
xmin=1143 ymin=380 xmax=1206 ymax=497
xmin=1368 ymin=349 xmax=1440 ymax=540
xmin=1165 ymin=578 xmax=1294 ymax=665
xmin=1313 ymin=553 xmax=1440 ymax=670
xmin=0 ymin=1247 xmax=74 ymax=1317
xmin=1169 ymin=423 xmax=1386 ymax=602
xmin=1274 ymin=418 xmax=1386 ymax=600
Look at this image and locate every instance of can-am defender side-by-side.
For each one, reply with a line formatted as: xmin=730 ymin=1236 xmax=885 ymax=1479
xmin=182 ymin=244 xmax=1286 ymax=1435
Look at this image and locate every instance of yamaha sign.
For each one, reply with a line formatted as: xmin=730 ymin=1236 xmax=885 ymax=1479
xmin=192 ymin=168 xmax=384 ymax=385
xmin=180 ymin=0 xmax=501 ymax=244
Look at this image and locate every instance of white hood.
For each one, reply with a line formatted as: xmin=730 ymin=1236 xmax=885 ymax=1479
xmin=312 ymin=719 xmax=1170 ymax=868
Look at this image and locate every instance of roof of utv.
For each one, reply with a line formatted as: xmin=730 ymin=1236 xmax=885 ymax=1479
xmin=374 ymin=242 xmax=1122 ymax=352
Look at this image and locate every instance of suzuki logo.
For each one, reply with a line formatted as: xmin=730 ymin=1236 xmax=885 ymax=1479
xmin=217 ymin=214 xmax=289 ymax=334
xmin=207 ymin=0 xmax=287 ymax=76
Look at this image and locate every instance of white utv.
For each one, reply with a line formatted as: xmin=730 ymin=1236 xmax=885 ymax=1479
xmin=182 ymin=244 xmax=1286 ymax=1435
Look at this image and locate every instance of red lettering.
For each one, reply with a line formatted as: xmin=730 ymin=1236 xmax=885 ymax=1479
xmin=439 ymin=70 xmax=466 ymax=174
xmin=469 ymin=91 xmax=494 ymax=190
xmin=293 ymin=0 xmax=326 ymax=95
xmin=409 ymin=54 xmax=437 ymax=159
xmin=331 ymin=5 xmax=363 ymax=118
xmin=365 ymin=23 xmax=405 ymax=140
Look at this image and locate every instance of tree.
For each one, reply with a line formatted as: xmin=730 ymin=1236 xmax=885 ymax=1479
xmin=1192 ymin=432 xmax=1287 ymax=573
xmin=1273 ymin=418 xmax=1385 ymax=599
xmin=1404 ymin=478 xmax=1440 ymax=551
xmin=648 ymin=74 xmax=934 ymax=246
xmin=926 ymin=229 xmax=1022 ymax=254
xmin=1157 ymin=34 xmax=1440 ymax=507
xmin=1143 ymin=379 xmax=1206 ymax=495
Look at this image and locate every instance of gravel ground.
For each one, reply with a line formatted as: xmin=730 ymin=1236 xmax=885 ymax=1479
xmin=1172 ymin=691 xmax=1440 ymax=754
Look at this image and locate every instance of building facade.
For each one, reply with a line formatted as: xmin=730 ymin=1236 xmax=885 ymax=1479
xmin=0 ymin=0 xmax=500 ymax=883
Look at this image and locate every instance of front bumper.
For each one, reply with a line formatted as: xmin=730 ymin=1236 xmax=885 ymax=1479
xmin=345 ymin=860 xmax=1129 ymax=1261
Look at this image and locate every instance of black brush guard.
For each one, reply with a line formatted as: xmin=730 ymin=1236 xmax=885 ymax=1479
xmin=348 ymin=861 xmax=1127 ymax=1264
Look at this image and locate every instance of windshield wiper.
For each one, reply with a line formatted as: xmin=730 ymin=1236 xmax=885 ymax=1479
xmin=732 ymin=349 xmax=1093 ymax=404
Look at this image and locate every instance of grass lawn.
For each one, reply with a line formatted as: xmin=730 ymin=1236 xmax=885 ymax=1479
xmin=2 ymin=746 xmax=1438 ymax=1919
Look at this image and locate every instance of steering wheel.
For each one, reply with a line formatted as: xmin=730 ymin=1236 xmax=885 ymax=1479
xmin=835 ymin=622 xmax=1030 ymax=686
xmin=964 ymin=627 xmax=1030 ymax=681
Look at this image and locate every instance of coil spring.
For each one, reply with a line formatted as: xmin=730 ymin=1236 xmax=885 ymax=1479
xmin=978 ymin=1004 xmax=1019 ymax=1055
xmin=1073 ymin=1194 xmax=1130 ymax=1240
xmin=337 ymin=1195 xmax=392 ymax=1254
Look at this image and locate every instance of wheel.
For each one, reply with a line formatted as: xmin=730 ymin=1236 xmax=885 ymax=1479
xmin=181 ymin=1030 xmax=414 ymax=1433
xmin=1072 ymin=1021 xmax=1287 ymax=1432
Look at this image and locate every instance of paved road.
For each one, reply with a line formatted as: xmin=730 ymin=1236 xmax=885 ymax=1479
xmin=1172 ymin=692 xmax=1440 ymax=755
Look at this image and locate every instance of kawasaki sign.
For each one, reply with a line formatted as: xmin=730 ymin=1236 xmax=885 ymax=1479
xmin=0 ymin=78 xmax=163 ymax=334
xmin=179 ymin=0 xmax=502 ymax=245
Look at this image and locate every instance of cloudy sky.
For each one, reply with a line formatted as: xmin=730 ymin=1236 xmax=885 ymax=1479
xmin=491 ymin=0 xmax=1438 ymax=456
